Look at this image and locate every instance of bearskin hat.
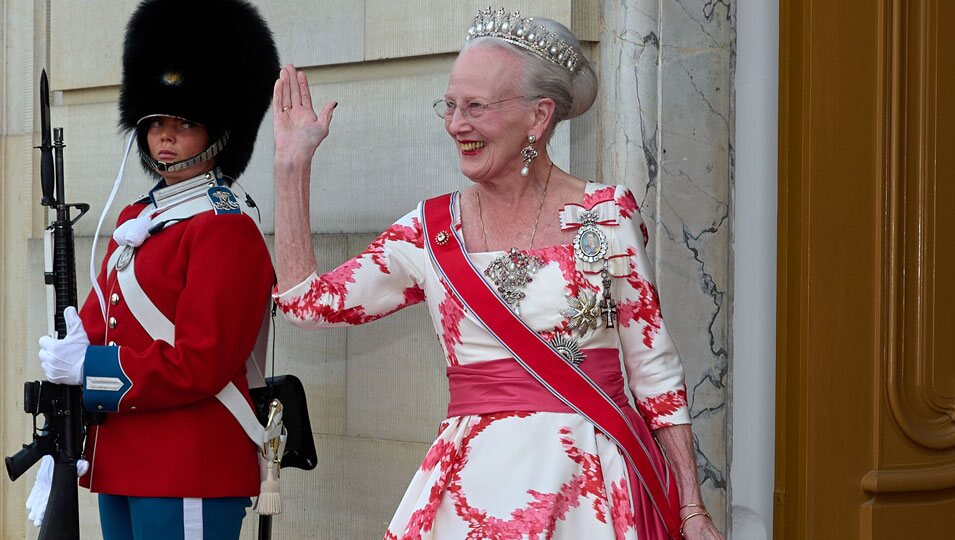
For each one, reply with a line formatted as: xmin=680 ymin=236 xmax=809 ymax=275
xmin=119 ymin=0 xmax=279 ymax=180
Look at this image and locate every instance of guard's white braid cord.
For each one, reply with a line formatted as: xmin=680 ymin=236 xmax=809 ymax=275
xmin=89 ymin=132 xmax=136 ymax=319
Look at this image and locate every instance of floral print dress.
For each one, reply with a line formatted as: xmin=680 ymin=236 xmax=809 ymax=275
xmin=274 ymin=183 xmax=690 ymax=540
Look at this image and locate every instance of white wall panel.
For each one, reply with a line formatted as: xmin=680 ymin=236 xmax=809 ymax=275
xmin=266 ymin=235 xmax=350 ymax=436
xmin=732 ymin=0 xmax=778 ymax=536
xmin=51 ymin=0 xmax=368 ymax=91
xmin=343 ymin=236 xmax=448 ymax=444
xmin=258 ymin=0 xmax=364 ymax=67
xmin=50 ymin=0 xmax=136 ymax=91
xmin=1 ymin=2 xmax=42 ymax=530
xmin=364 ymin=0 xmax=575 ymax=61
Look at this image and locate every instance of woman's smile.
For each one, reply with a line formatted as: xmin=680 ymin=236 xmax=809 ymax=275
xmin=458 ymin=140 xmax=487 ymax=154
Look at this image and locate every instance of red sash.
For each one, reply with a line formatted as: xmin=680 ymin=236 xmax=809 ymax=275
xmin=423 ymin=193 xmax=682 ymax=539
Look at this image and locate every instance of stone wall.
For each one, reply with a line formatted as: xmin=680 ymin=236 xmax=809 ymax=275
xmin=1 ymin=0 xmax=50 ymax=535
xmin=600 ymin=0 xmax=736 ymax=533
xmin=0 ymin=1 xmax=735 ymax=537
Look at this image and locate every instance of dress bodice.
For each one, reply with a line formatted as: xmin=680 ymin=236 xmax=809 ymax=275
xmin=275 ymin=181 xmax=689 ymax=430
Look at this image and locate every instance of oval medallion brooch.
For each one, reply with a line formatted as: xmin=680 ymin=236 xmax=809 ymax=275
xmin=572 ymin=210 xmax=608 ymax=263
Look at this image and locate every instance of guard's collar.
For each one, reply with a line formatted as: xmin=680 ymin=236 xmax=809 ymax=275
xmin=145 ymin=168 xmax=228 ymax=210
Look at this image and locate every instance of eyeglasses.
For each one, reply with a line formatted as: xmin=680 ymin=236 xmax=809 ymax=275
xmin=432 ymin=96 xmax=526 ymax=120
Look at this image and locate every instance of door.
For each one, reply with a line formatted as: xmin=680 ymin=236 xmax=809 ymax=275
xmin=776 ymin=0 xmax=955 ymax=538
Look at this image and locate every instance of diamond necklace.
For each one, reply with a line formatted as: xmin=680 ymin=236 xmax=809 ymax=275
xmin=478 ymin=162 xmax=554 ymax=313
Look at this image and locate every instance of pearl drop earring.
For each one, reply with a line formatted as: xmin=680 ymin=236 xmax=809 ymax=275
xmin=520 ymin=134 xmax=538 ymax=177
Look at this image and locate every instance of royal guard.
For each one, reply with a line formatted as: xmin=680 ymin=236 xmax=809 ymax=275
xmin=30 ymin=0 xmax=281 ymax=536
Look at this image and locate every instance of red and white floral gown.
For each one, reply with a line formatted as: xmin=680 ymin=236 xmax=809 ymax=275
xmin=275 ymin=183 xmax=690 ymax=540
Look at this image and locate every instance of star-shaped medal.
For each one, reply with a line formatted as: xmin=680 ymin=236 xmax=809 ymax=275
xmin=561 ymin=290 xmax=601 ymax=337
xmin=550 ymin=335 xmax=585 ymax=366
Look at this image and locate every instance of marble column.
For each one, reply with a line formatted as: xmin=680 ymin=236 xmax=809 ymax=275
xmin=599 ymin=0 xmax=736 ymax=533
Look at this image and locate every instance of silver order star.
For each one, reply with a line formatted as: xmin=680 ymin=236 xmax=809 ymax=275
xmin=561 ymin=290 xmax=601 ymax=337
xmin=550 ymin=335 xmax=585 ymax=366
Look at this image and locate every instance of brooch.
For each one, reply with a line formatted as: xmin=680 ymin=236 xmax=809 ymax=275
xmin=572 ymin=210 xmax=609 ymax=263
xmin=550 ymin=335 xmax=585 ymax=366
xmin=484 ymin=248 xmax=543 ymax=314
xmin=434 ymin=230 xmax=450 ymax=245
xmin=561 ymin=290 xmax=601 ymax=337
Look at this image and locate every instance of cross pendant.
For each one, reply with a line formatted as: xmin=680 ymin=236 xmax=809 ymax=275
xmin=600 ymin=296 xmax=617 ymax=329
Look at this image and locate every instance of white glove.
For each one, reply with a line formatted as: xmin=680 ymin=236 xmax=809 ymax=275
xmin=25 ymin=456 xmax=90 ymax=528
xmin=38 ymin=306 xmax=89 ymax=385
xmin=112 ymin=213 xmax=152 ymax=247
xmin=25 ymin=455 xmax=52 ymax=527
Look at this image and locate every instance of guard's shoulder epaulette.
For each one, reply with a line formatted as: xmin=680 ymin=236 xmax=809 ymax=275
xmin=206 ymin=185 xmax=242 ymax=215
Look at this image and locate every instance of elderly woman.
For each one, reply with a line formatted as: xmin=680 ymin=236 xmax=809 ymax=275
xmin=272 ymin=9 xmax=722 ymax=540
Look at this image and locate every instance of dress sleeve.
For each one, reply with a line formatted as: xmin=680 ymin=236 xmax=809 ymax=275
xmin=612 ymin=185 xmax=691 ymax=429
xmin=273 ymin=207 xmax=426 ymax=329
xmin=82 ymin=213 xmax=274 ymax=413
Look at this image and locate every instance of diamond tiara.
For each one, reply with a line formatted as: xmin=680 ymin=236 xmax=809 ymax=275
xmin=466 ymin=7 xmax=580 ymax=74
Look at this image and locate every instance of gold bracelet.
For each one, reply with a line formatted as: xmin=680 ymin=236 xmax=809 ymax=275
xmin=680 ymin=503 xmax=706 ymax=511
xmin=680 ymin=510 xmax=712 ymax=536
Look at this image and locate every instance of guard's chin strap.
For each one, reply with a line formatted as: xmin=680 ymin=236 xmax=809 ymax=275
xmin=141 ymin=130 xmax=230 ymax=173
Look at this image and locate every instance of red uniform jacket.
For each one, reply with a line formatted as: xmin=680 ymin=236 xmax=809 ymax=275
xmin=77 ymin=195 xmax=273 ymax=498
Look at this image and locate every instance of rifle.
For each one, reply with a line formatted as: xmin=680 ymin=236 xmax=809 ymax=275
xmin=4 ymin=69 xmax=91 ymax=539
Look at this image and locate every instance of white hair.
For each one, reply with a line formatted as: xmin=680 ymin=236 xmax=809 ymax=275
xmin=462 ymin=17 xmax=598 ymax=137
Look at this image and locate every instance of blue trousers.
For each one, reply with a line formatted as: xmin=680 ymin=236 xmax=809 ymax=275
xmin=98 ymin=494 xmax=250 ymax=540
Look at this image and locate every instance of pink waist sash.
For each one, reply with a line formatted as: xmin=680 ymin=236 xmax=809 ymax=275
xmin=447 ymin=347 xmax=672 ymax=539
xmin=447 ymin=348 xmax=631 ymax=417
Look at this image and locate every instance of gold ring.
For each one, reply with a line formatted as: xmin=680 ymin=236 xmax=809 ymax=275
xmin=282 ymin=106 xmax=290 ymax=111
